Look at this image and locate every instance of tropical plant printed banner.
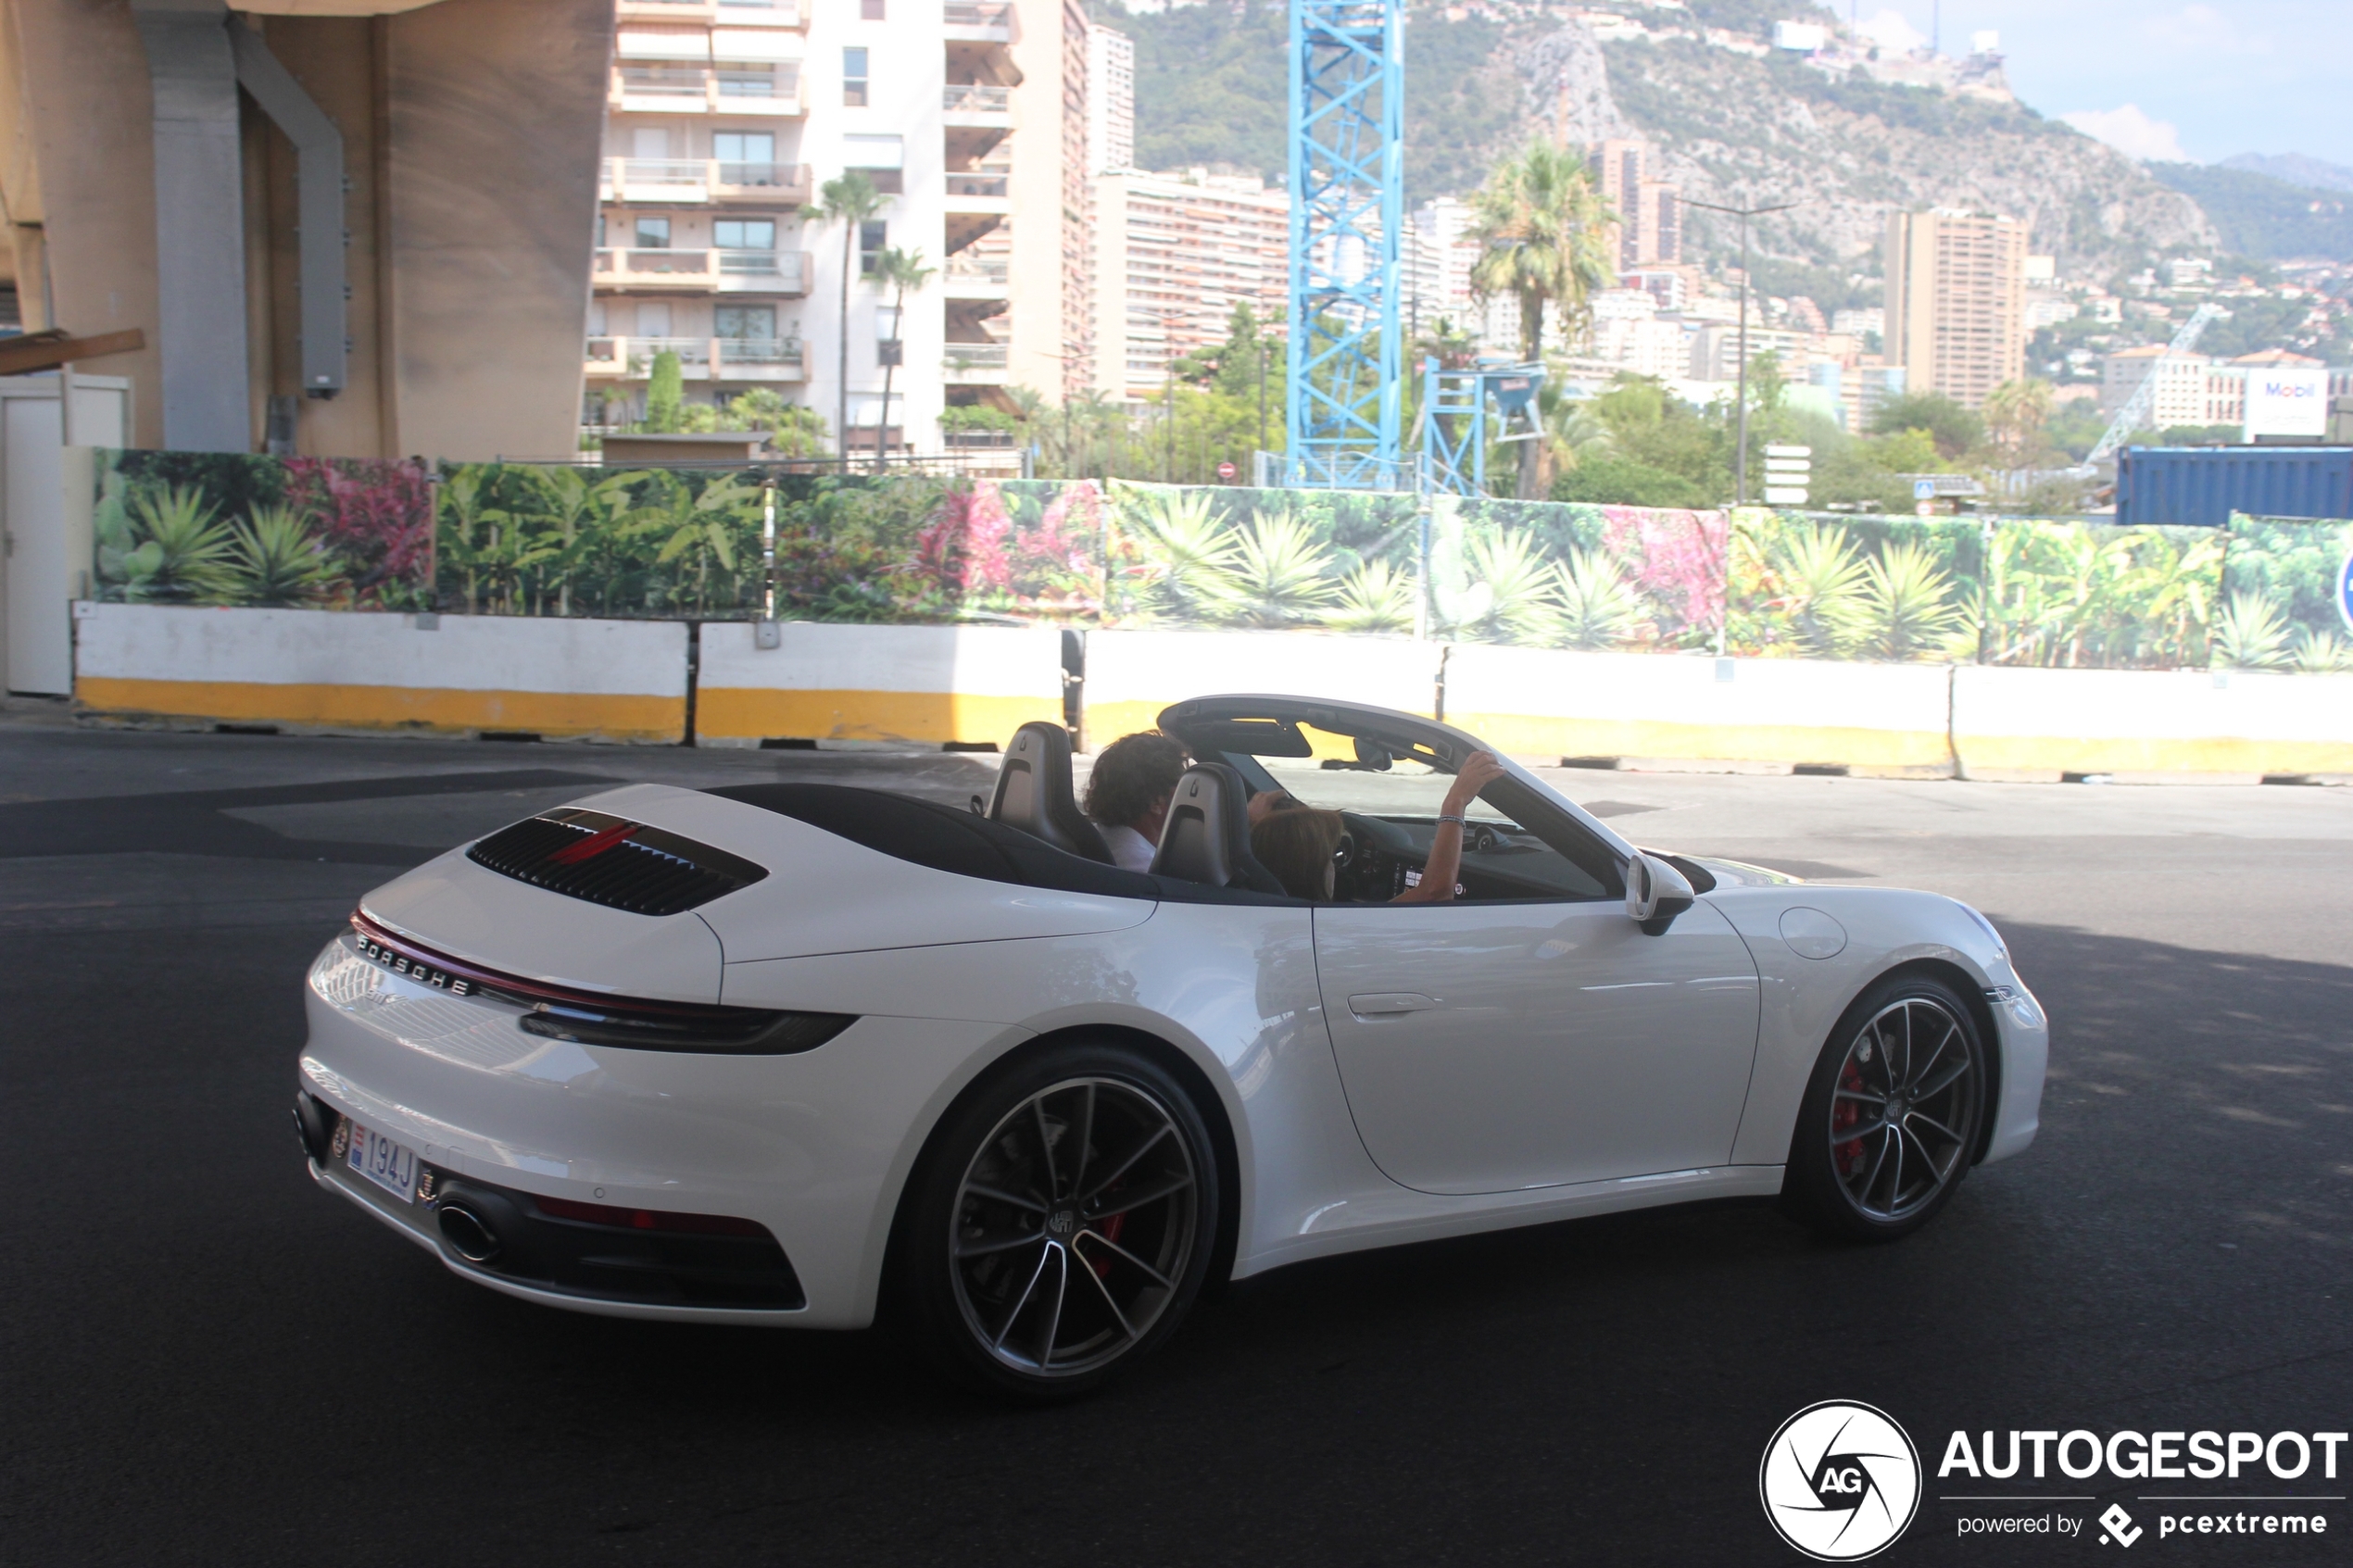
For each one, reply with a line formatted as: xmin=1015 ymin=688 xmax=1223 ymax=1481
xmin=92 ymin=449 xmax=434 ymax=610
xmin=2218 ymin=516 xmax=2353 ymax=673
xmin=82 ymin=450 xmax=2353 ymax=671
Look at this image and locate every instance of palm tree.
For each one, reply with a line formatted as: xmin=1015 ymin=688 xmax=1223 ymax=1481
xmin=800 ymin=171 xmax=887 ymax=473
xmin=1983 ymin=379 xmax=2054 ymax=472
xmin=1466 ymin=140 xmax=1617 ymax=496
xmin=868 ymin=245 xmax=937 ymax=470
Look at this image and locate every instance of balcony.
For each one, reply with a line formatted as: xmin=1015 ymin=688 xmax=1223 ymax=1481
xmin=602 ymin=158 xmax=813 ymax=206
xmin=612 ymin=63 xmax=803 ymax=115
xmin=942 ymin=82 xmax=1012 ymax=119
xmin=944 ymin=171 xmax=1011 ymax=220
xmin=943 ymin=252 xmax=1010 ymax=300
xmin=943 ymin=342 xmax=1010 ymax=383
xmin=617 ymin=0 xmax=802 ymax=20
xmin=584 ymin=334 xmax=806 ymax=383
xmin=942 ymin=0 xmax=1013 ymax=42
xmin=596 ymin=247 xmax=809 ymax=293
xmin=716 ymin=248 xmax=811 ymax=295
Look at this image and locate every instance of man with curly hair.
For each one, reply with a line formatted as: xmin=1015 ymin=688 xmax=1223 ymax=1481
xmin=1083 ymin=731 xmax=1189 ymax=872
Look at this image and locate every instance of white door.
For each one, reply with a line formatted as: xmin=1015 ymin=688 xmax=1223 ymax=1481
xmin=3 ymin=376 xmax=128 ymax=695
xmin=3 ymin=392 xmax=65 ymax=694
xmin=1314 ymin=899 xmax=1761 ymax=1194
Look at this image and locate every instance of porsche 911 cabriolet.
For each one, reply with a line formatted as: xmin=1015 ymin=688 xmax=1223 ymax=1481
xmin=293 ymin=696 xmax=2046 ymax=1399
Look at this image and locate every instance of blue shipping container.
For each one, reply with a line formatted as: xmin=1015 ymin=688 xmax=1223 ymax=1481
xmin=2114 ymin=445 xmax=2353 ymax=527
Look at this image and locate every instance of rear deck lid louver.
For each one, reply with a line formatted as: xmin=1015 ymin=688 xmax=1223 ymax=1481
xmin=467 ymin=808 xmax=767 ymax=916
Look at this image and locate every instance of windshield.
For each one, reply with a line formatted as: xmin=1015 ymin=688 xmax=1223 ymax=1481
xmin=1188 ymin=714 xmax=1618 ymax=902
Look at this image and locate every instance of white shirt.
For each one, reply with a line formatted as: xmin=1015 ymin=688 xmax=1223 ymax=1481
xmin=1099 ymin=822 xmax=1156 ymax=872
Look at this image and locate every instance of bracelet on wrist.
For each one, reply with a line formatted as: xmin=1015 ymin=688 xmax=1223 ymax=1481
xmin=1438 ymin=813 xmax=1465 ymax=826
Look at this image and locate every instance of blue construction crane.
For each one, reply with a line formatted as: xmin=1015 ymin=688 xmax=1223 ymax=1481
xmin=1284 ymin=0 xmax=1405 ymax=490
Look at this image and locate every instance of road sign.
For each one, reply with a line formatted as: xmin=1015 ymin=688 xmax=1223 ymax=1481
xmin=1913 ymin=478 xmax=1937 ymax=501
xmin=1762 ymin=445 xmax=1809 ymax=506
xmin=1763 ymin=487 xmax=1810 ymax=505
xmin=1216 ymin=460 xmax=1237 ymax=482
xmin=2337 ymin=544 xmax=2353 ymax=633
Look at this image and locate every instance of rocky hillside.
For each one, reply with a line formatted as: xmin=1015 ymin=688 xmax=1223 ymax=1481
xmin=1115 ymin=3 xmax=2227 ymax=283
xmin=1558 ymin=22 xmax=2216 ymax=279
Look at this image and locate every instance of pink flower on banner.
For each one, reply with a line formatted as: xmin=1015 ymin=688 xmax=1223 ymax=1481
xmin=1602 ymin=506 xmax=1726 ymax=635
xmin=283 ymin=457 xmax=434 ymax=604
xmin=915 ymin=481 xmax=1015 ymax=595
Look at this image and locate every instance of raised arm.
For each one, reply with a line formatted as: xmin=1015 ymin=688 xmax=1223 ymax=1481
xmin=1393 ymin=750 xmax=1506 ymax=904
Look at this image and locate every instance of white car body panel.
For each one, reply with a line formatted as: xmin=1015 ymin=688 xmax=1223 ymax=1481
xmin=294 ymin=707 xmax=2048 ymax=1334
xmin=1314 ymin=897 xmax=1762 ymax=1193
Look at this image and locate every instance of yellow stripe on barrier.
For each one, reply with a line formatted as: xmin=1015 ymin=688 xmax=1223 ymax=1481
xmin=695 ymin=688 xmax=1060 ymax=745
xmin=1450 ymin=712 xmax=1957 ymax=770
xmin=75 ymin=678 xmax=686 ymax=741
xmin=1957 ymin=735 xmax=2353 ymax=776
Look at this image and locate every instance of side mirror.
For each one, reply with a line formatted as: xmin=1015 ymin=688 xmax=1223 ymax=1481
xmin=1625 ymin=852 xmax=1695 ymax=935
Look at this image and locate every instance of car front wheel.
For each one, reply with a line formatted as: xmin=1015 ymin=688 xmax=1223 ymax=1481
xmin=892 ymin=1041 xmax=1218 ymax=1400
xmin=1781 ymin=973 xmax=1988 ymax=1243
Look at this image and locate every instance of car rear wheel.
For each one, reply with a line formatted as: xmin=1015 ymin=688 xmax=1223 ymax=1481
xmin=892 ymin=1042 xmax=1217 ymax=1400
xmin=1781 ymin=973 xmax=1987 ymax=1243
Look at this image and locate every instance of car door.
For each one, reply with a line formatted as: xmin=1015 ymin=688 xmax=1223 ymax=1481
xmin=1314 ymin=897 xmax=1761 ymax=1195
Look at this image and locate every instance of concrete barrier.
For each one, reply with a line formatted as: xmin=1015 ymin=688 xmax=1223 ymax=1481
xmin=696 ymin=621 xmax=1064 ymax=746
xmin=1953 ymin=665 xmax=2353 ymax=779
xmin=1081 ymin=630 xmax=1442 ymax=747
xmin=1442 ymin=645 xmax=1957 ymax=773
xmin=72 ymin=603 xmax=688 ymax=741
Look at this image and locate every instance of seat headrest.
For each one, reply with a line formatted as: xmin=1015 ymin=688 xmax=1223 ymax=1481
xmin=987 ymin=721 xmax=1114 ymax=864
xmin=1149 ymin=761 xmax=1288 ymax=895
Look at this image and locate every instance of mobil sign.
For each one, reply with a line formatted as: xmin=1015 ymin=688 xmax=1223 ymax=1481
xmin=2243 ymin=367 xmax=2329 ymax=440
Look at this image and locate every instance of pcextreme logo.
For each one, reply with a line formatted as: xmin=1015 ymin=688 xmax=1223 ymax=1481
xmin=1761 ymin=1400 xmax=1923 ymax=1562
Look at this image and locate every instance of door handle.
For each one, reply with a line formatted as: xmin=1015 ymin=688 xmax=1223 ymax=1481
xmin=1348 ymin=992 xmax=1440 ymax=1017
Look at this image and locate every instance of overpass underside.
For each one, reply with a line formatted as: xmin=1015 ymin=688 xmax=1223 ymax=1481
xmin=0 ymin=0 xmax=614 ymax=460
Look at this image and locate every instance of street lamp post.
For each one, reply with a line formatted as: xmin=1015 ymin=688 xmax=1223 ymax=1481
xmin=1683 ymin=198 xmax=1796 ymax=506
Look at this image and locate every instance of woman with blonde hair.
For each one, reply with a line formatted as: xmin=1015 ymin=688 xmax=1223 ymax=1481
xmin=1249 ymin=751 xmax=1504 ymax=902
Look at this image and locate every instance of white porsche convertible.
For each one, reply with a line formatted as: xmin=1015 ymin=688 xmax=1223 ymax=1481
xmin=294 ymin=696 xmax=2046 ymax=1398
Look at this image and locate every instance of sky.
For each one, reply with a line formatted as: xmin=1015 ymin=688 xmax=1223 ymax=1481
xmin=1839 ymin=2 xmax=2351 ymax=167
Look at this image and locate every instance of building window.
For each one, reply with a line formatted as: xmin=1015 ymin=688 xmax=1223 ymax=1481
xmin=859 ymin=220 xmax=886 ymax=275
xmin=713 ymin=131 xmax=776 ymax=184
xmin=714 ymin=218 xmax=776 ymax=251
xmin=716 ymin=304 xmax=777 ymax=341
xmin=634 ymin=216 xmax=672 ymax=250
xmin=843 ymin=132 xmax=903 ymax=195
xmin=861 ymin=0 xmax=884 ymax=16
xmin=843 ymin=46 xmax=868 ymax=106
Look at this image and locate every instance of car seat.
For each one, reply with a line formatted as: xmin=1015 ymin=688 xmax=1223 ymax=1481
xmin=1149 ymin=762 xmax=1288 ymax=895
xmin=986 ymin=721 xmax=1114 ymax=863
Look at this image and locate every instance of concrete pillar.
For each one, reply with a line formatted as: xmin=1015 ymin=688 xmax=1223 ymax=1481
xmin=131 ymin=0 xmax=251 ymax=453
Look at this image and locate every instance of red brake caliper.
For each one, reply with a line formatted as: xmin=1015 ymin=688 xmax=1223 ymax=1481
xmin=1088 ymin=1210 xmax=1126 ymax=1279
xmin=1832 ymin=1061 xmax=1866 ymax=1177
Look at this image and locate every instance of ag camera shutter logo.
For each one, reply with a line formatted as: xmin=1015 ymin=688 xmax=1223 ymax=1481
xmin=1761 ymin=1400 xmax=1922 ymax=1561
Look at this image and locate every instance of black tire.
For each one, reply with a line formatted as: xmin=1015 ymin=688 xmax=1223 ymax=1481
xmin=889 ymin=1039 xmax=1220 ymax=1401
xmin=1780 ymin=972 xmax=1988 ymax=1244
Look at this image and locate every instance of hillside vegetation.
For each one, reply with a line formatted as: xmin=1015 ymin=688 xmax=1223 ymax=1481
xmin=2147 ymin=163 xmax=2353 ymax=262
xmin=1108 ymin=1 xmax=2230 ymax=278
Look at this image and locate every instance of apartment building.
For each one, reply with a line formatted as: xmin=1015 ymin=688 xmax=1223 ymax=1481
xmin=1090 ymin=167 xmax=1287 ymax=401
xmin=1593 ymin=138 xmax=1680 ymax=271
xmin=1085 ymin=24 xmax=1133 ymax=174
xmin=2101 ymin=345 xmax=2328 ymax=430
xmin=585 ymin=0 xmax=1088 ymax=455
xmin=1404 ymin=196 xmax=1523 ymax=358
xmin=1882 ymin=209 xmax=2028 ymax=410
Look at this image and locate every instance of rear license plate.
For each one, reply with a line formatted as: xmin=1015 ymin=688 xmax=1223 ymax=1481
xmin=346 ymin=1121 xmax=420 ymax=1204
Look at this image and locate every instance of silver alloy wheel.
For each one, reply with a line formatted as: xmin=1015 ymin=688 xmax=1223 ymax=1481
xmin=949 ymin=1076 xmax=1200 ymax=1379
xmin=1828 ymin=997 xmax=1979 ymax=1223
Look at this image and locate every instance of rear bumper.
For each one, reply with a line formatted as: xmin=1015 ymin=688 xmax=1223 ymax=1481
xmin=299 ymin=935 xmax=1015 ymax=1328
xmin=308 ymin=1150 xmax=813 ymax=1324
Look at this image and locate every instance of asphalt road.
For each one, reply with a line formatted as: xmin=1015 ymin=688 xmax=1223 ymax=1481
xmin=5 ymin=718 xmax=2351 ymax=1568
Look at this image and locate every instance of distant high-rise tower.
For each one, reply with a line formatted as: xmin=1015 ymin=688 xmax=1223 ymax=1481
xmin=1597 ymin=138 xmax=1646 ymax=271
xmin=1086 ymin=24 xmax=1134 ymax=174
xmin=1638 ymin=181 xmax=1680 ymax=264
xmin=1882 ymin=208 xmax=2028 ymax=409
